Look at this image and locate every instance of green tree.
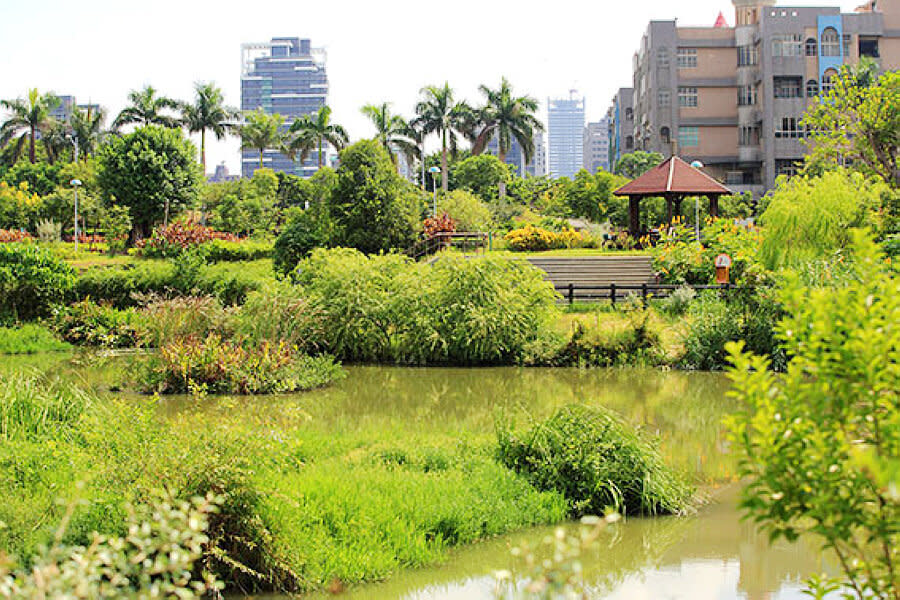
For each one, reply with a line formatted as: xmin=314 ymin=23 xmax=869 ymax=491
xmin=329 ymin=140 xmax=422 ymax=254
xmin=453 ymin=154 xmax=511 ymax=201
xmin=239 ymin=109 xmax=285 ymax=171
xmin=360 ymin=102 xmax=418 ymax=171
xmin=69 ymin=106 xmax=107 ymax=160
xmin=96 ymin=125 xmax=201 ymax=237
xmin=112 ymin=85 xmax=180 ymax=130
xmin=614 ymin=151 xmax=664 ymax=179
xmin=180 ymin=82 xmax=238 ymax=175
xmin=471 ymin=78 xmax=542 ymax=197
xmin=438 ymin=190 xmax=493 ymax=232
xmin=727 ymin=234 xmax=899 ymax=600
xmin=803 ymin=69 xmax=899 ymax=188
xmin=413 ymin=83 xmax=474 ymax=193
xmin=564 ymin=169 xmax=626 ymax=223
xmin=0 ymin=89 xmax=60 ymax=164
xmin=287 ymin=106 xmax=349 ymax=169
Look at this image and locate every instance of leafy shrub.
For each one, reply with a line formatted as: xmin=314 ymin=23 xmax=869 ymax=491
xmin=137 ymin=294 xmax=228 ymax=349
xmin=35 ymin=219 xmax=61 ymax=243
xmin=273 ymin=206 xmax=335 ymax=275
xmin=231 ymin=281 xmax=322 ymax=351
xmin=653 ymin=218 xmax=763 ymax=285
xmin=422 ymin=212 xmax=456 ymax=238
xmin=0 ymin=181 xmax=42 ymax=231
xmin=0 ymin=324 xmax=70 ymax=354
xmin=139 ymin=222 xmax=241 ymax=259
xmin=546 ymin=310 xmax=663 ymax=367
xmin=138 ymin=333 xmax=342 ymax=395
xmin=882 ymin=233 xmax=900 ymax=259
xmin=661 ymin=284 xmax=697 ymax=316
xmin=726 ymin=234 xmax=899 ymax=599
xmin=504 ymin=225 xmax=583 ymax=252
xmin=51 ymin=300 xmax=146 ymax=348
xmin=438 ymin=189 xmax=492 ymax=232
xmin=496 ymin=404 xmax=693 ymax=517
xmin=0 ymin=230 xmax=32 ymax=243
xmin=204 ymin=239 xmax=273 ymax=262
xmin=73 ymin=262 xmax=177 ymax=308
xmin=0 ymin=491 xmax=220 ymax=599
xmin=0 ymin=244 xmax=75 ymax=322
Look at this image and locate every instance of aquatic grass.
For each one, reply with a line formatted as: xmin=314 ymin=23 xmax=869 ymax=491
xmin=0 ymin=324 xmax=70 ymax=354
xmin=0 ymin=373 xmax=91 ymax=443
xmin=496 ymin=404 xmax=694 ymax=517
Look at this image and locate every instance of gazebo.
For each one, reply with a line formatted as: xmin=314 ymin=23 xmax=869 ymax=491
xmin=613 ymin=156 xmax=733 ymax=238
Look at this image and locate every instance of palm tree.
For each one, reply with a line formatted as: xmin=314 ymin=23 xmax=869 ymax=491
xmin=239 ymin=108 xmax=285 ymax=170
xmin=412 ymin=83 xmax=474 ymax=192
xmin=0 ymin=88 xmax=60 ymax=163
xmin=287 ymin=106 xmax=349 ymax=169
xmin=471 ymin=78 xmax=543 ymax=197
xmin=360 ymin=102 xmax=419 ymax=171
xmin=180 ymin=82 xmax=238 ymax=175
xmin=113 ymin=85 xmax=179 ymax=130
xmin=70 ymin=105 xmax=107 ymax=160
xmin=41 ymin=119 xmax=71 ymax=165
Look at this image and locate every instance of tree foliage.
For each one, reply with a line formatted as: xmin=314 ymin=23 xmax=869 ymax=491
xmin=239 ymin=109 xmax=285 ymax=171
xmin=96 ymin=125 xmax=201 ymax=237
xmin=0 ymin=89 xmax=60 ymax=164
xmin=113 ymin=85 xmax=179 ymax=130
xmin=453 ymin=154 xmax=511 ymax=201
xmin=287 ymin=106 xmax=348 ymax=168
xmin=614 ymin=151 xmax=663 ymax=179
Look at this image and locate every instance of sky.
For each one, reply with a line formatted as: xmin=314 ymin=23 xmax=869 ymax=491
xmin=0 ymin=0 xmax=864 ymax=175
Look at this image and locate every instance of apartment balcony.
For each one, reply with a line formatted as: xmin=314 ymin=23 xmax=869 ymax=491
xmin=727 ymin=183 xmax=766 ymax=197
xmin=738 ymin=146 xmax=763 ymax=162
xmin=771 ymin=56 xmax=806 ymax=75
xmin=773 ymin=136 xmax=807 ymax=156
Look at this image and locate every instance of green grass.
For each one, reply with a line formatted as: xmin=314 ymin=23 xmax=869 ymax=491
xmin=0 ymin=324 xmax=71 ymax=355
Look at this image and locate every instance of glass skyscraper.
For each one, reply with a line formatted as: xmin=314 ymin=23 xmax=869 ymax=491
xmin=547 ymin=93 xmax=585 ymax=179
xmin=240 ymin=37 xmax=328 ymax=178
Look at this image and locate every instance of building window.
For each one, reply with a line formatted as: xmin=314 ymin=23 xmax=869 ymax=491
xmin=678 ymin=126 xmax=699 ymax=147
xmin=843 ymin=34 xmax=852 ymax=56
xmin=726 ymin=171 xmax=744 ymax=185
xmin=677 ymin=48 xmax=698 ymax=68
xmin=625 ymin=107 xmax=633 ymax=121
xmin=806 ymin=79 xmax=820 ymax=97
xmin=657 ymin=47 xmax=670 ymax=68
xmin=738 ymin=45 xmax=759 ymax=66
xmin=859 ymin=37 xmax=880 ymax=58
xmin=772 ymin=34 xmax=803 ymax=57
xmin=775 ymin=117 xmax=804 ymax=138
xmin=660 ymin=126 xmax=671 ymax=144
xmin=805 ymin=38 xmax=818 ymax=56
xmin=739 ymin=126 xmax=758 ymax=146
xmin=678 ymin=87 xmax=698 ymax=107
xmin=821 ymin=28 xmax=841 ymax=57
xmin=774 ymin=77 xmax=803 ymax=98
xmin=776 ymin=159 xmax=801 ymax=178
xmin=625 ymin=135 xmax=634 ymax=150
xmin=822 ymin=69 xmax=839 ymax=93
xmin=738 ymin=85 xmax=757 ymax=106
xmin=658 ymin=89 xmax=671 ymax=107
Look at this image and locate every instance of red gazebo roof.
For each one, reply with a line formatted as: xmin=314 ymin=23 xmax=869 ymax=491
xmin=613 ymin=156 xmax=732 ymax=198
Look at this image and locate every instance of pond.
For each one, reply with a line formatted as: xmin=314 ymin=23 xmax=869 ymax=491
xmin=3 ymin=354 xmax=833 ymax=598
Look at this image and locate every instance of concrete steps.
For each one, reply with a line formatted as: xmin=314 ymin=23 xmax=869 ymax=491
xmin=526 ymin=256 xmax=656 ymax=289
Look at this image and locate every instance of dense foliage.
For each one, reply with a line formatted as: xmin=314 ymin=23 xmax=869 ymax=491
xmin=0 ymin=244 xmax=75 ymax=322
xmin=653 ymin=218 xmax=764 ymax=285
xmin=727 ymin=234 xmax=899 ymax=599
xmin=504 ymin=225 xmax=584 ymax=251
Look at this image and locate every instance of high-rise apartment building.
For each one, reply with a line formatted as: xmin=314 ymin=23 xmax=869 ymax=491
xmin=615 ymin=0 xmax=900 ymax=194
xmin=485 ymin=129 xmax=547 ymax=177
xmin=49 ymin=95 xmax=100 ymax=123
xmin=606 ymin=88 xmax=634 ymax=174
xmin=240 ymin=37 xmax=328 ymax=178
xmin=583 ymin=118 xmax=611 ymax=173
xmin=547 ymin=93 xmax=585 ymax=178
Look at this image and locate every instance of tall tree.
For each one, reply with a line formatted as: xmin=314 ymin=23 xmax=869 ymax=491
xmin=288 ymin=106 xmax=349 ymax=169
xmin=614 ymin=151 xmax=664 ymax=179
xmin=69 ymin=105 xmax=107 ymax=160
xmin=180 ymin=82 xmax=238 ymax=175
xmin=239 ymin=109 xmax=285 ymax=170
xmin=470 ymin=78 xmax=543 ymax=196
xmin=413 ymin=83 xmax=474 ymax=192
xmin=360 ymin=102 xmax=419 ymax=171
xmin=113 ymin=86 xmax=179 ymax=130
xmin=0 ymin=89 xmax=60 ymax=164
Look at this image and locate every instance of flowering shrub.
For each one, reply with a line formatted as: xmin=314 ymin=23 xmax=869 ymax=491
xmin=652 ymin=217 xmax=764 ymax=285
xmin=0 ymin=229 xmax=32 ymax=243
xmin=139 ymin=222 xmax=242 ymax=258
xmin=51 ymin=300 xmax=146 ymax=348
xmin=0 ymin=181 xmax=42 ymax=231
xmin=423 ymin=212 xmax=456 ymax=238
xmin=138 ymin=333 xmax=342 ymax=394
xmin=504 ymin=225 xmax=584 ymax=252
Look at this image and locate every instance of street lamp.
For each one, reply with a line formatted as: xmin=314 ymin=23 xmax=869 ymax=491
xmin=70 ymin=179 xmax=83 ymax=252
xmin=428 ymin=166 xmax=441 ymax=218
xmin=690 ymin=161 xmax=704 ymax=242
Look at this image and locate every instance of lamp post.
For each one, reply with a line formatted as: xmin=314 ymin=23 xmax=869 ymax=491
xmin=690 ymin=161 xmax=704 ymax=242
xmin=70 ymin=179 xmax=82 ymax=252
xmin=428 ymin=166 xmax=441 ymax=218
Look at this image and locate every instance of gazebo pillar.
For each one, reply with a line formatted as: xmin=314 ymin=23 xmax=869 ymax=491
xmin=629 ymin=197 xmax=641 ymax=238
xmin=709 ymin=195 xmax=720 ymax=218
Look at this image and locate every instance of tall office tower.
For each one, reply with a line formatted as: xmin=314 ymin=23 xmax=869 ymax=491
xmin=241 ymin=37 xmax=328 ymax=178
xmin=485 ymin=126 xmax=547 ymax=177
xmin=48 ymin=95 xmax=100 ymax=123
xmin=626 ymin=0 xmax=900 ymax=195
xmin=605 ymin=88 xmax=634 ymax=174
xmin=583 ymin=118 xmax=611 ymax=173
xmin=547 ymin=92 xmax=585 ymax=178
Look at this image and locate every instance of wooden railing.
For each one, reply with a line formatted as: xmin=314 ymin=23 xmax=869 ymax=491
xmin=555 ymin=283 xmax=749 ymax=305
xmin=407 ymin=232 xmax=489 ymax=260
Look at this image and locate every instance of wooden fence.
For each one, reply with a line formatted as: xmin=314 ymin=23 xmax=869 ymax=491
xmin=555 ymin=283 xmax=748 ymax=305
xmin=407 ymin=232 xmax=489 ymax=260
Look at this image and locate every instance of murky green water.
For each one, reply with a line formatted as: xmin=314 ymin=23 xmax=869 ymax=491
xmin=3 ymin=353 xmax=833 ymax=599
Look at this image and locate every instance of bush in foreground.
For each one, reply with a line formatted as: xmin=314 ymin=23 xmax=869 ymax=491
xmin=0 ymin=324 xmax=70 ymax=354
xmin=496 ymin=404 xmax=693 ymax=517
xmin=0 ymin=244 xmax=75 ymax=322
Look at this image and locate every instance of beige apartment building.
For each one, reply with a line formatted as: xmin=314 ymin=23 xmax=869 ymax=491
xmin=622 ymin=0 xmax=900 ymax=194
